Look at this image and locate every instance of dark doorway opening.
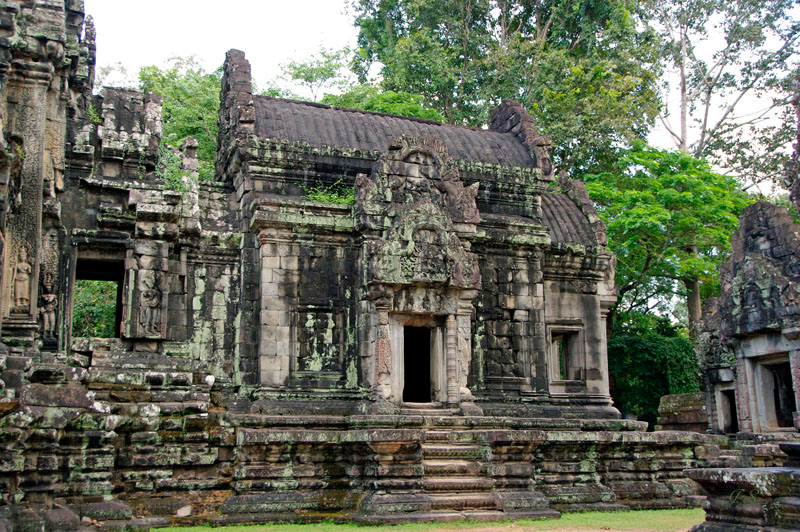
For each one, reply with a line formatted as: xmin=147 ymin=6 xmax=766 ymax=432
xmin=73 ymin=260 xmax=125 ymax=338
xmin=403 ymin=326 xmax=431 ymax=403
xmin=770 ymin=362 xmax=796 ymax=428
xmin=720 ymin=389 xmax=739 ymax=433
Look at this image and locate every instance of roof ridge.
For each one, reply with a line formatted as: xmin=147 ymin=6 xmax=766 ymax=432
xmin=254 ymin=94 xmax=493 ymax=133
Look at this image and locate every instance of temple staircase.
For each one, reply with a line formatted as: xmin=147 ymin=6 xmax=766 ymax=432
xmin=421 ymin=429 xmax=501 ymax=518
xmin=362 ymin=414 xmax=560 ymax=522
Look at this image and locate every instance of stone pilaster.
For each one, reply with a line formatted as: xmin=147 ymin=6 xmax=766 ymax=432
xmin=735 ymin=356 xmax=753 ymax=433
xmin=445 ymin=314 xmax=458 ymax=404
xmin=790 ymin=349 xmax=800 ymax=430
xmin=257 ymin=229 xmax=295 ymax=388
xmin=374 ymin=301 xmax=392 ymax=401
xmin=1 ymin=59 xmax=53 ymax=341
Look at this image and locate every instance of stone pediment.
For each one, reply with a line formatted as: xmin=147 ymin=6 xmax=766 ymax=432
xmin=367 ymin=200 xmax=480 ymax=288
xmin=357 ymin=136 xmax=481 ymax=290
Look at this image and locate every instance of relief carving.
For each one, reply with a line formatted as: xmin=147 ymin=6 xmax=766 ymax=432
xmin=38 ymin=271 xmax=57 ymax=339
xmin=140 ymin=273 xmax=162 ymax=335
xmin=11 ymin=246 xmax=31 ymax=312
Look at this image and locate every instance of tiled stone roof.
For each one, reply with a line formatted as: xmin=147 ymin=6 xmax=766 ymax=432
xmin=540 ymin=192 xmax=598 ymax=246
xmin=253 ymin=96 xmax=536 ymax=168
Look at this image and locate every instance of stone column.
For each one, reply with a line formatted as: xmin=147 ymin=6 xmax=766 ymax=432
xmin=373 ymin=301 xmax=392 ymax=401
xmin=1 ymin=59 xmax=52 ymax=341
xmin=789 ymin=349 xmax=800 ymax=430
xmin=446 ymin=314 xmax=458 ymax=404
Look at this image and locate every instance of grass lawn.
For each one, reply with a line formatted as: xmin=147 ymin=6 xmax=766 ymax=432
xmin=152 ymin=508 xmax=705 ymax=532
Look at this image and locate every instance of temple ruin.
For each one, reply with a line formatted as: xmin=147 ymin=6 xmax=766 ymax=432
xmin=0 ymin=2 xmax=794 ymax=530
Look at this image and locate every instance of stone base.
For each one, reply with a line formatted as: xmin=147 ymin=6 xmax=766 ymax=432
xmin=688 ymin=467 xmax=800 ymax=531
xmin=0 ymin=385 xmax=735 ymax=530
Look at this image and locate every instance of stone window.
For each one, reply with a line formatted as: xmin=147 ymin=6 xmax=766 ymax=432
xmin=549 ymin=328 xmax=583 ymax=382
xmin=71 ymin=259 xmax=125 ymax=338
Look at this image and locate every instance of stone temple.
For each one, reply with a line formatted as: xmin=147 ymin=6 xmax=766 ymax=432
xmin=0 ymin=2 xmax=795 ymax=530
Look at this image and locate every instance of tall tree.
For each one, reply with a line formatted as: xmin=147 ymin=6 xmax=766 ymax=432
xmin=584 ymin=142 xmax=753 ymax=331
xmin=282 ymin=47 xmax=352 ymax=102
xmin=351 ymin=0 xmax=661 ymax=175
xmin=654 ymin=0 xmax=800 ymax=188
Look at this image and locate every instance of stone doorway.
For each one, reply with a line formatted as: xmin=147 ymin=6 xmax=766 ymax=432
xmin=717 ymin=387 xmax=739 ymax=433
xmin=389 ymin=314 xmax=446 ymax=406
xmin=403 ymin=326 xmax=432 ymax=403
xmin=768 ymin=361 xmax=796 ymax=428
xmin=753 ymin=355 xmax=797 ymax=430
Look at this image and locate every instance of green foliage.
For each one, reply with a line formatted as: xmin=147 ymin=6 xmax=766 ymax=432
xmin=351 ymin=0 xmax=661 ymax=174
xmin=86 ymin=103 xmax=102 ymax=125
xmin=584 ymin=142 xmax=754 ymax=318
xmin=302 ymin=179 xmax=355 ymax=205
xmin=138 ymin=58 xmax=220 ymax=180
xmin=157 ymin=144 xmax=185 ymax=192
xmin=321 ymin=84 xmax=444 ymax=121
xmin=71 ymin=280 xmax=117 ymax=338
xmin=608 ymin=312 xmax=699 ymax=428
xmin=283 ymin=48 xmax=351 ymax=102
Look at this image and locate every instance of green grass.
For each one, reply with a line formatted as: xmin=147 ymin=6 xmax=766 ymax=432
xmin=152 ymin=509 xmax=705 ymax=532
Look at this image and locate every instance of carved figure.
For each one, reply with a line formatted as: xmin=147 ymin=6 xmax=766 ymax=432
xmin=39 ymin=273 xmax=57 ymax=339
xmin=43 ymin=153 xmax=64 ymax=198
xmin=11 ymin=246 xmax=31 ymax=311
xmin=140 ymin=275 xmax=162 ymax=334
xmin=5 ymin=136 xmax=24 ymax=212
xmin=442 ymin=180 xmax=480 ymax=223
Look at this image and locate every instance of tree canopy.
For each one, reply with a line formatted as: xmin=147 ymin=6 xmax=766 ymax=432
xmin=654 ymin=0 xmax=800 ymax=189
xmin=584 ymin=141 xmax=753 ymax=328
xmin=139 ymin=57 xmax=221 ymax=180
xmin=350 ymin=0 xmax=661 ymax=175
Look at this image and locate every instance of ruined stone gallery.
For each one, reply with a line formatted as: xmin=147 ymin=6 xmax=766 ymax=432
xmin=0 ymin=1 xmax=797 ymax=530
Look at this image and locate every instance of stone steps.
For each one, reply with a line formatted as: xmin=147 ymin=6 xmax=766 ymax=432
xmin=421 ymin=437 xmax=496 ymax=515
xmin=428 ymin=493 xmax=497 ymax=511
xmin=423 ymin=459 xmax=483 ymax=476
xmin=423 ymin=476 xmax=494 ymax=492
xmin=421 ymin=443 xmax=483 ymax=459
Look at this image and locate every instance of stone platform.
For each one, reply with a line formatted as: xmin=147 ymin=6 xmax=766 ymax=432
xmin=0 ymin=377 xmax=735 ymax=530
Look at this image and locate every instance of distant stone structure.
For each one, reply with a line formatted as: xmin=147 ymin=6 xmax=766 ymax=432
xmin=0 ymin=2 xmax=753 ymax=530
xmin=655 ymin=392 xmax=708 ymax=433
xmin=696 ymin=81 xmax=800 ymax=438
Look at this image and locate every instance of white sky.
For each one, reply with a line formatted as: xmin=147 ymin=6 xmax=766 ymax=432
xmin=83 ymin=0 xmax=358 ymax=92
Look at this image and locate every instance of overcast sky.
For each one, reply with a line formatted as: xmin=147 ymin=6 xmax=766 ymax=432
xmin=83 ymin=0 xmax=358 ymax=91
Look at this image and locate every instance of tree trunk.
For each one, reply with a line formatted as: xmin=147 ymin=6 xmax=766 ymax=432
xmin=679 ymin=26 xmax=688 ymax=153
xmin=685 ymin=277 xmax=702 ymax=338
